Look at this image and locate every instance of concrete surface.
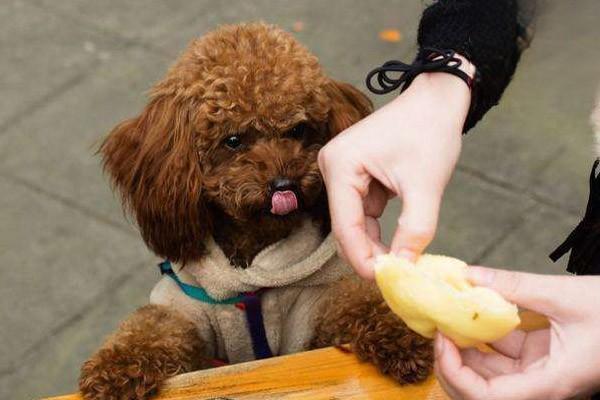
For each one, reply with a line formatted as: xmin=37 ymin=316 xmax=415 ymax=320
xmin=1 ymin=0 xmax=599 ymax=398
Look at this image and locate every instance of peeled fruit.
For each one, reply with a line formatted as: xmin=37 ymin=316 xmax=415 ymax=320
xmin=375 ymin=254 xmax=520 ymax=348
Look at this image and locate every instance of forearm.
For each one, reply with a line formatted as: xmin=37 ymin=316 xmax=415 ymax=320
xmin=417 ymin=0 xmax=526 ymax=132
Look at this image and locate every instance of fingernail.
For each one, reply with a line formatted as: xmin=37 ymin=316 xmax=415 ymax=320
xmin=435 ymin=333 xmax=445 ymax=357
xmin=467 ymin=267 xmax=495 ymax=286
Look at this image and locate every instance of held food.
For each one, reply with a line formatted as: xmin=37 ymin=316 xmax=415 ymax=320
xmin=375 ymin=254 xmax=520 ymax=348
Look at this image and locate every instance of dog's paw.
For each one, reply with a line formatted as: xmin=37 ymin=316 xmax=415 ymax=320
xmin=352 ymin=303 xmax=434 ymax=384
xmin=79 ymin=345 xmax=180 ymax=400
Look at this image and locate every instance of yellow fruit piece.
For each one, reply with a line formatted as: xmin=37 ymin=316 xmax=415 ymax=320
xmin=375 ymin=254 xmax=520 ymax=348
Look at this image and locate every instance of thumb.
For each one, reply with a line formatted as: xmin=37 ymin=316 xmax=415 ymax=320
xmin=467 ymin=267 xmax=570 ymax=318
xmin=390 ymin=189 xmax=441 ymax=260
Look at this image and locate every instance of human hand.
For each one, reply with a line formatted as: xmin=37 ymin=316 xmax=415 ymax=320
xmin=318 ymin=72 xmax=470 ymax=278
xmin=435 ymin=267 xmax=600 ymax=400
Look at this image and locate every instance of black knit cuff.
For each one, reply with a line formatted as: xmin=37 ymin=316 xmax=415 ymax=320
xmin=418 ymin=0 xmax=521 ymax=132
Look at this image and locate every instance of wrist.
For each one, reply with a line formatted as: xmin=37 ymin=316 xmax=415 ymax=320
xmin=411 ymin=50 xmax=474 ymax=110
xmin=450 ymin=53 xmax=477 ymax=81
xmin=408 ymin=72 xmax=471 ymax=118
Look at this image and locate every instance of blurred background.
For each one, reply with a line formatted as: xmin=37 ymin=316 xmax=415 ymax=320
xmin=1 ymin=0 xmax=600 ymax=398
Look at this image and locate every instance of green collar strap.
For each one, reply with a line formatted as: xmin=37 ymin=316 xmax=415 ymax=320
xmin=158 ymin=261 xmax=245 ymax=305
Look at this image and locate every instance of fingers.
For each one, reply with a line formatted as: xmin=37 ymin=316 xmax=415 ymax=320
xmin=435 ymin=370 xmax=464 ymax=400
xmin=390 ymin=189 xmax=441 ymax=260
xmin=363 ymin=182 xmax=389 ymax=254
xmin=363 ymin=180 xmax=389 ymax=218
xmin=486 ymin=330 xmax=528 ymax=359
xmin=364 ymin=217 xmax=381 ymax=242
xmin=365 ymin=217 xmax=389 ymax=256
xmin=435 ymin=334 xmax=554 ymax=400
xmin=467 ymin=267 xmax=571 ymax=318
xmin=489 ymin=329 xmax=550 ymax=362
xmin=461 ymin=328 xmax=550 ymax=378
xmin=327 ymin=179 xmax=377 ymax=279
xmin=461 ymin=348 xmax=519 ymax=379
xmin=320 ymin=148 xmax=380 ymax=279
xmin=320 ymin=144 xmax=391 ymax=279
xmin=482 ymin=369 xmax=555 ymax=400
xmin=435 ymin=334 xmax=489 ymax=399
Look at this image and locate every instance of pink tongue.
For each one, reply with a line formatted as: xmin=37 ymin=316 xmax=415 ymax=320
xmin=270 ymin=190 xmax=298 ymax=215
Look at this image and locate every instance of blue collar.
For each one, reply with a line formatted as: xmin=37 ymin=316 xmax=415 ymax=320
xmin=159 ymin=261 xmax=246 ymax=304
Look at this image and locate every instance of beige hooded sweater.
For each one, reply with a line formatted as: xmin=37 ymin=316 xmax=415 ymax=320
xmin=150 ymin=219 xmax=352 ymax=364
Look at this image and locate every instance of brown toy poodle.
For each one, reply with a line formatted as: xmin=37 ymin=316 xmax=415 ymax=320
xmin=79 ymin=22 xmax=433 ymax=400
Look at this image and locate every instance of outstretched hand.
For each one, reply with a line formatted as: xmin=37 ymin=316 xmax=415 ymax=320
xmin=318 ymin=73 xmax=470 ymax=278
xmin=435 ymin=267 xmax=600 ymax=400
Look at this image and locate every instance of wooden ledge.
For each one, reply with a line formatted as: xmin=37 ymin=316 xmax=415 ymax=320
xmin=42 ymin=311 xmax=550 ymax=399
xmin=42 ymin=346 xmax=448 ymax=400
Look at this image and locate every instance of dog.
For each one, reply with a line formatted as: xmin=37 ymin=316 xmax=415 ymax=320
xmin=79 ymin=23 xmax=433 ymax=400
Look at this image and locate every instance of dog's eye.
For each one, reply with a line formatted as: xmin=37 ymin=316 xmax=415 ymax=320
xmin=286 ymin=123 xmax=307 ymax=140
xmin=224 ymin=135 xmax=242 ymax=149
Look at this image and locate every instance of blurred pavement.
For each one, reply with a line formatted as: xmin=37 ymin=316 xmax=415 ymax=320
xmin=1 ymin=1 xmax=600 ymax=398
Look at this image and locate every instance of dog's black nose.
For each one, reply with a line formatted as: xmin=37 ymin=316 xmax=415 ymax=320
xmin=270 ymin=177 xmax=296 ymax=192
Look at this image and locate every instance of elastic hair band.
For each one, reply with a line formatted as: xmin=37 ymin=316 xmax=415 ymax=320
xmin=366 ymin=47 xmax=477 ymax=95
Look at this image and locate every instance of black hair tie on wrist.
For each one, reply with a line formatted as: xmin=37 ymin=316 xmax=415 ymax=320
xmin=366 ymin=47 xmax=475 ymax=95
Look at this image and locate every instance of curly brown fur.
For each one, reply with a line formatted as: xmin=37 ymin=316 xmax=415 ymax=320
xmin=99 ymin=23 xmax=372 ymax=267
xmin=312 ymin=278 xmax=434 ymax=384
xmin=86 ymin=21 xmax=437 ymax=400
xmin=79 ymin=305 xmax=205 ymax=400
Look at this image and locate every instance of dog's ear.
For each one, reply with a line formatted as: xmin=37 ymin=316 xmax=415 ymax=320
xmin=325 ymin=80 xmax=373 ymax=136
xmin=100 ymin=95 xmax=209 ymax=264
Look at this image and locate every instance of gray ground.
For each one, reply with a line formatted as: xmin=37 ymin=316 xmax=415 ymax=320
xmin=1 ymin=1 xmax=599 ymax=398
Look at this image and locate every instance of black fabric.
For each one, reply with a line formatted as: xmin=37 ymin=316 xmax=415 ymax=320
xmin=366 ymin=47 xmax=475 ymax=95
xmin=551 ymin=160 xmax=600 ymax=400
xmin=550 ymin=160 xmax=600 ymax=275
xmin=418 ymin=0 xmax=522 ymax=132
xmin=550 ymin=160 xmax=600 ymax=400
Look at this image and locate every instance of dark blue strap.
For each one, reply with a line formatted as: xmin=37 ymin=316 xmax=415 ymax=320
xmin=239 ymin=293 xmax=273 ymax=359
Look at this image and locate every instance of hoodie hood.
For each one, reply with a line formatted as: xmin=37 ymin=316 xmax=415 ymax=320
xmin=172 ymin=219 xmax=350 ymax=300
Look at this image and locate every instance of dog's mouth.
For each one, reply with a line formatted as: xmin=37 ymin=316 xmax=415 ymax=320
xmin=270 ymin=190 xmax=299 ymax=216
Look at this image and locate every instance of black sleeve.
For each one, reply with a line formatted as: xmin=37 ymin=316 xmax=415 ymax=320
xmin=418 ymin=0 xmax=528 ymax=132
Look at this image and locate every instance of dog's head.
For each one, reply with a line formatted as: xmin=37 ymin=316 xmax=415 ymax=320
xmin=101 ymin=23 xmax=372 ymax=264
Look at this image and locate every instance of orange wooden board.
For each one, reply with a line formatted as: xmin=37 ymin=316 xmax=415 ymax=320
xmin=518 ymin=310 xmax=550 ymax=331
xmin=42 ymin=347 xmax=448 ymax=400
xmin=42 ymin=312 xmax=549 ymax=400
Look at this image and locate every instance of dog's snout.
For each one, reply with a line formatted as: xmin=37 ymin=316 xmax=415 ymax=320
xmin=270 ymin=177 xmax=296 ymax=192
